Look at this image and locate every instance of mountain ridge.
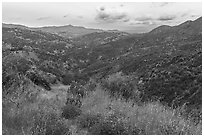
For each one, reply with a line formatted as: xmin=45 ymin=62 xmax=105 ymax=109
xmin=3 ymin=16 xmax=202 ymax=38
xmin=2 ymin=17 xmax=202 ymax=122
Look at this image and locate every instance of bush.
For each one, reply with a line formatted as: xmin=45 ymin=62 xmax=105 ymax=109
xmin=2 ymin=82 xmax=71 ymax=135
xmin=2 ymin=104 xmax=70 ymax=135
xmin=26 ymin=71 xmax=51 ymax=91
xmin=89 ymin=114 xmax=127 ymax=135
xmin=61 ymin=73 xmax=74 ymax=85
xmin=3 ymin=73 xmax=201 ymax=135
xmin=83 ymin=79 xmax=97 ymax=92
xmin=31 ymin=112 xmax=69 ymax=135
xmin=61 ymin=104 xmax=82 ymax=119
xmin=77 ymin=113 xmax=102 ymax=129
xmin=78 ymin=86 xmax=202 ymax=135
xmin=138 ymin=53 xmax=202 ymax=110
xmin=65 ymin=97 xmax=82 ymax=107
xmin=69 ymin=82 xmax=86 ymax=98
xmin=101 ymin=76 xmax=139 ymax=101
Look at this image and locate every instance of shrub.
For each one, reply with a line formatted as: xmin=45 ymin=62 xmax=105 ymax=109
xmin=89 ymin=113 xmax=127 ymax=135
xmin=26 ymin=71 xmax=51 ymax=91
xmin=2 ymin=107 xmax=31 ymax=134
xmin=101 ymin=77 xmax=139 ymax=101
xmin=66 ymin=97 xmax=82 ymax=107
xmin=84 ymin=79 xmax=97 ymax=92
xmin=2 ymin=104 xmax=70 ymax=135
xmin=77 ymin=113 xmax=102 ymax=129
xmin=31 ymin=112 xmax=69 ymax=135
xmin=69 ymin=82 xmax=86 ymax=98
xmin=61 ymin=104 xmax=82 ymax=119
xmin=2 ymin=82 xmax=71 ymax=135
xmin=61 ymin=73 xmax=74 ymax=85
xmin=78 ymin=86 xmax=202 ymax=135
xmin=3 ymin=73 xmax=201 ymax=135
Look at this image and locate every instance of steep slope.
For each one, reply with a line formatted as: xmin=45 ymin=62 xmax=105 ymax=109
xmin=73 ymin=31 xmax=129 ymax=47
xmin=71 ymin=17 xmax=200 ymax=74
xmin=2 ymin=26 xmax=80 ymax=90
xmin=2 ymin=17 xmax=202 ymax=110
xmin=72 ymin=17 xmax=202 ymax=110
xmin=2 ymin=17 xmax=202 ymax=135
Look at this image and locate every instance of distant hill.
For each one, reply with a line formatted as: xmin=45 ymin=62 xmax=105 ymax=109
xmin=2 ymin=23 xmax=29 ymax=29
xmin=149 ymin=17 xmax=202 ymax=36
xmin=3 ymin=23 xmax=104 ymax=38
xmin=33 ymin=25 xmax=105 ymax=38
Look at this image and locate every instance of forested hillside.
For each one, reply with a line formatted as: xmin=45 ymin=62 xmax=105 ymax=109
xmin=2 ymin=17 xmax=202 ymax=135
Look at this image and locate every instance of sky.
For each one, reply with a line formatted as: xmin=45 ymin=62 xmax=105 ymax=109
xmin=2 ymin=2 xmax=202 ymax=33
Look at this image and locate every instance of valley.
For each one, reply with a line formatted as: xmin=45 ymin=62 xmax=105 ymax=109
xmin=2 ymin=17 xmax=202 ymax=135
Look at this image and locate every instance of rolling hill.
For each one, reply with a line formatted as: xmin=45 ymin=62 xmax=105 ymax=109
xmin=2 ymin=16 xmax=202 ymax=109
xmin=2 ymin=17 xmax=202 ymax=135
xmin=3 ymin=23 xmax=104 ymax=38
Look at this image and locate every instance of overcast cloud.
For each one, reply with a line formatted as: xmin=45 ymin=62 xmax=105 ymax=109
xmin=2 ymin=2 xmax=202 ymax=33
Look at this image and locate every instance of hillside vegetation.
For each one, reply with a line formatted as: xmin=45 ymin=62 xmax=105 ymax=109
xmin=2 ymin=17 xmax=202 ymax=135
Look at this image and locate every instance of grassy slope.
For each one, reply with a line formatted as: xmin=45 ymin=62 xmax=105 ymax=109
xmin=2 ymin=78 xmax=202 ymax=135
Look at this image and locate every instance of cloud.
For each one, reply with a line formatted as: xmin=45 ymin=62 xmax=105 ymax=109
xmin=10 ymin=17 xmax=22 ymax=20
xmin=130 ymin=20 xmax=155 ymax=25
xmin=157 ymin=15 xmax=176 ymax=21
xmin=120 ymin=4 xmax=124 ymax=7
xmin=181 ymin=12 xmax=189 ymax=17
xmin=135 ymin=16 xmax=153 ymax=21
xmin=37 ymin=16 xmax=51 ymax=21
xmin=95 ymin=6 xmax=128 ymax=23
xmin=123 ymin=19 xmax=130 ymax=22
xmin=190 ymin=14 xmax=200 ymax=17
xmin=77 ymin=15 xmax=83 ymax=19
xmin=63 ymin=14 xmax=69 ymax=18
xmin=131 ymin=15 xmax=155 ymax=25
xmin=159 ymin=2 xmax=169 ymax=7
xmin=100 ymin=6 xmax=105 ymax=11
xmin=151 ymin=2 xmax=170 ymax=7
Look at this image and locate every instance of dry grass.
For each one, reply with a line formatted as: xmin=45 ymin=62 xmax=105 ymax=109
xmin=79 ymin=85 xmax=202 ymax=135
xmin=2 ymin=82 xmax=70 ymax=135
xmin=2 ymin=79 xmax=202 ymax=135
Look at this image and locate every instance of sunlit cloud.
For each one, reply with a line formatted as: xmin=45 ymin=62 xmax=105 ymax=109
xmin=95 ymin=5 xmax=129 ymax=23
xmin=157 ymin=14 xmax=177 ymax=21
xmin=37 ymin=16 xmax=51 ymax=21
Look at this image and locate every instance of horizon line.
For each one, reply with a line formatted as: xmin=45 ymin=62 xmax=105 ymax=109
xmin=2 ymin=16 xmax=202 ymax=34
